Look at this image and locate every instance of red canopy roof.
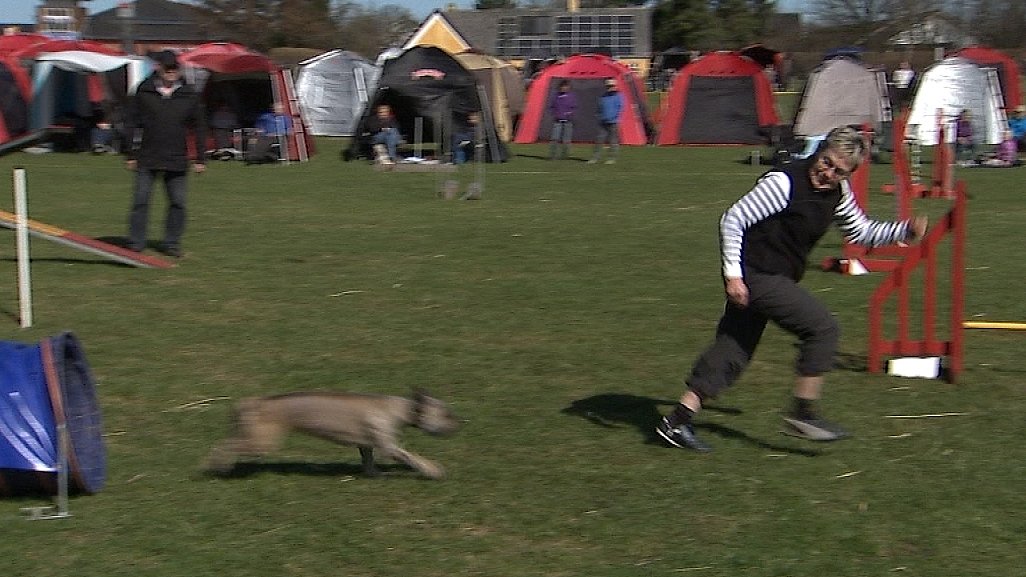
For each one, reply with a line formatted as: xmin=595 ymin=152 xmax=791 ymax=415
xmin=0 ymin=33 xmax=49 ymax=57
xmin=953 ymin=45 xmax=1022 ymax=110
xmin=7 ymin=38 xmax=123 ymax=60
xmin=178 ymin=42 xmax=276 ymax=73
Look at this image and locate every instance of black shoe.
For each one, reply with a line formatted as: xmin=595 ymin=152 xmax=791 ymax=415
xmin=781 ymin=415 xmax=849 ymax=441
xmin=158 ymin=244 xmax=182 ymax=258
xmin=656 ymin=417 xmax=712 ymax=452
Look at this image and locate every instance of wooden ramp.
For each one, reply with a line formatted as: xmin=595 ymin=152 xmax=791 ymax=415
xmin=0 ymin=210 xmax=174 ymax=269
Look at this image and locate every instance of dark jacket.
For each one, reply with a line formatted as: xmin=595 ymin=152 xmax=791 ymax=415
xmin=365 ymin=113 xmax=399 ymax=135
xmin=125 ymin=74 xmax=206 ymax=171
xmin=742 ymin=158 xmax=842 ymax=282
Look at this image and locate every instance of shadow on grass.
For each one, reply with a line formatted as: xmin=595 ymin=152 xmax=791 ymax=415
xmin=0 ymin=234 xmax=152 ymax=268
xmin=732 ymin=156 xmax=778 ymax=167
xmin=0 ymin=256 xmax=133 ymax=267
xmin=95 ymin=235 xmax=168 ymax=253
xmin=561 ymin=393 xmax=673 ymax=436
xmin=834 ymin=351 xmax=868 ymax=373
xmin=514 ymin=152 xmax=589 ymax=162
xmin=694 ymin=422 xmax=821 ymax=457
xmin=562 ymin=393 xmax=820 ymax=456
xmin=204 ymin=460 xmax=416 ymax=480
xmin=0 ymin=305 xmax=17 ymax=324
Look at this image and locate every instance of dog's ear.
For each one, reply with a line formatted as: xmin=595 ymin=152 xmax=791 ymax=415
xmin=413 ymin=388 xmax=432 ymax=403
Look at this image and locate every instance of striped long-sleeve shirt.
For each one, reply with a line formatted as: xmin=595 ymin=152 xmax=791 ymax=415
xmin=720 ymin=161 xmax=911 ymax=281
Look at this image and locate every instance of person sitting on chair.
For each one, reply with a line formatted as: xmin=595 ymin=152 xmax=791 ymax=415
xmin=366 ymin=104 xmax=401 ymax=164
xmin=90 ymin=103 xmax=116 ymax=154
xmin=451 ymin=111 xmax=481 ymax=164
xmin=982 ymin=129 xmax=1022 ymax=167
xmin=209 ymin=102 xmax=239 ymax=160
xmin=1008 ymin=105 xmax=1026 ymax=152
xmin=246 ymin=103 xmax=292 ymax=164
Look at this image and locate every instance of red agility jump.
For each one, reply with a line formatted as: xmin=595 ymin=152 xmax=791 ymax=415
xmin=883 ymin=110 xmax=957 ymax=200
xmin=867 ymin=181 xmax=966 ymax=383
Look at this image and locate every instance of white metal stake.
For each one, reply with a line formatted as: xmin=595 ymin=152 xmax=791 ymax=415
xmin=55 ymin=421 xmax=72 ymax=518
xmin=22 ymin=422 xmax=72 ymax=520
xmin=14 ymin=168 xmax=32 ymax=328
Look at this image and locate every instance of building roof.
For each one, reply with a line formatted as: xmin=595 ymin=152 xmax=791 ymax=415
xmin=1 ymin=24 xmax=39 ymax=33
xmin=430 ymin=7 xmax=653 ymax=59
xmin=402 ymin=11 xmax=472 ymax=53
xmin=82 ymin=0 xmax=214 ymax=43
xmin=437 ymin=10 xmax=500 ymax=53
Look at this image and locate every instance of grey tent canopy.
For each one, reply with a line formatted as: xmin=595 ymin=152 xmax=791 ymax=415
xmin=792 ymin=56 xmax=892 ymax=138
xmin=295 ymin=50 xmax=380 ymax=137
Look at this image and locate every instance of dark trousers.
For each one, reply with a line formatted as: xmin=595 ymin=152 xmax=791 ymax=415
xmin=592 ymin=122 xmax=620 ymax=160
xmin=129 ymin=168 xmax=188 ymax=251
xmin=686 ymin=272 xmax=839 ymax=399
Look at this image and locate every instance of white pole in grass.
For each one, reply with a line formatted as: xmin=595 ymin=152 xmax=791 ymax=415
xmin=14 ymin=167 xmax=32 ymax=328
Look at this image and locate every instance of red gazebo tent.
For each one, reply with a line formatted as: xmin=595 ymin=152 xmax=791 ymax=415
xmin=656 ymin=51 xmax=779 ymax=145
xmin=953 ymin=45 xmax=1022 ymax=110
xmin=514 ymin=53 xmax=651 ymax=146
xmin=178 ymin=43 xmax=313 ymax=161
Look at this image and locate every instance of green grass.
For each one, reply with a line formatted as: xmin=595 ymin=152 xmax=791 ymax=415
xmin=2 ymin=140 xmax=1025 ymax=577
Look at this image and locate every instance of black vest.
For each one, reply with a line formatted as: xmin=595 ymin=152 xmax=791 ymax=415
xmin=742 ymin=159 xmax=842 ymax=281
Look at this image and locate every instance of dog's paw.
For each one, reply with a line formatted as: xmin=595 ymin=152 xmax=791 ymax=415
xmin=200 ymin=449 xmax=237 ymax=476
xmin=419 ymin=462 xmax=447 ymax=480
xmin=201 ymin=461 xmax=235 ymax=476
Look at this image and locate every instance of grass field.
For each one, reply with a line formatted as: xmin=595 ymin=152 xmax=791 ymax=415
xmin=2 ymin=138 xmax=1025 ymax=577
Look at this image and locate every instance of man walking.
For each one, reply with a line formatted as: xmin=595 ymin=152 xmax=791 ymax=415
xmin=124 ymin=50 xmax=206 ymax=258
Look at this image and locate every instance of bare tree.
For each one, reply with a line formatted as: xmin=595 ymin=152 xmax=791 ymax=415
xmin=952 ymin=0 xmax=1026 ymax=48
xmin=197 ymin=0 xmax=415 ymax=55
xmin=808 ymin=0 xmax=893 ymax=25
xmin=334 ymin=3 xmax=417 ymax=59
xmin=475 ymin=0 xmax=517 ymax=8
xmin=199 ymin=0 xmax=281 ymax=49
xmin=808 ymin=0 xmax=945 ymax=25
xmin=277 ymin=0 xmax=338 ymax=49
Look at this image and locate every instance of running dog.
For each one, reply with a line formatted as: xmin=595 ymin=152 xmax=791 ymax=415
xmin=202 ymin=390 xmax=461 ymax=479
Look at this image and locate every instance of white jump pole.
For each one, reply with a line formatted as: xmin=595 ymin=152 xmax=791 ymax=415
xmin=14 ymin=167 xmax=32 ymax=328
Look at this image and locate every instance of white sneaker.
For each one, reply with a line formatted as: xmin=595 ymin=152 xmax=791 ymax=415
xmin=373 ymin=144 xmax=392 ymax=164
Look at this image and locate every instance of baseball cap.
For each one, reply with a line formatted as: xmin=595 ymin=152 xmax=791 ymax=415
xmin=155 ymin=50 xmax=179 ymax=70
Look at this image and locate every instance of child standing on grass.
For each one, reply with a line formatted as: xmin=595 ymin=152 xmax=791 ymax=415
xmin=589 ymin=78 xmax=623 ymax=165
xmin=548 ymin=80 xmax=577 ymax=160
xmin=955 ymin=109 xmax=975 ymax=166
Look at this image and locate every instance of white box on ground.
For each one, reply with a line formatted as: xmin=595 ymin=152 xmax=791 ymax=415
xmin=887 ymin=357 xmax=942 ymax=379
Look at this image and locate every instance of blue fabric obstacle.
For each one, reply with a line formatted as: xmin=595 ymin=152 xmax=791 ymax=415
xmin=0 ymin=332 xmax=106 ymax=496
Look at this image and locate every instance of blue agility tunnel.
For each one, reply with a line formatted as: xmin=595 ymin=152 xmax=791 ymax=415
xmin=0 ymin=332 xmax=106 ymax=496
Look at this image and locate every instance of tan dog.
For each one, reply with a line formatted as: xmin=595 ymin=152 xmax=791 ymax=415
xmin=203 ymin=390 xmax=460 ymax=479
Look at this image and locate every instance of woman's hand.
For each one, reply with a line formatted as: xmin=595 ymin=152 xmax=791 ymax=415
xmin=725 ymin=277 xmax=749 ymax=308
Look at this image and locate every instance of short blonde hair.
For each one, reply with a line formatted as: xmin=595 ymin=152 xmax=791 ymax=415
xmin=821 ymin=126 xmax=867 ymax=171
